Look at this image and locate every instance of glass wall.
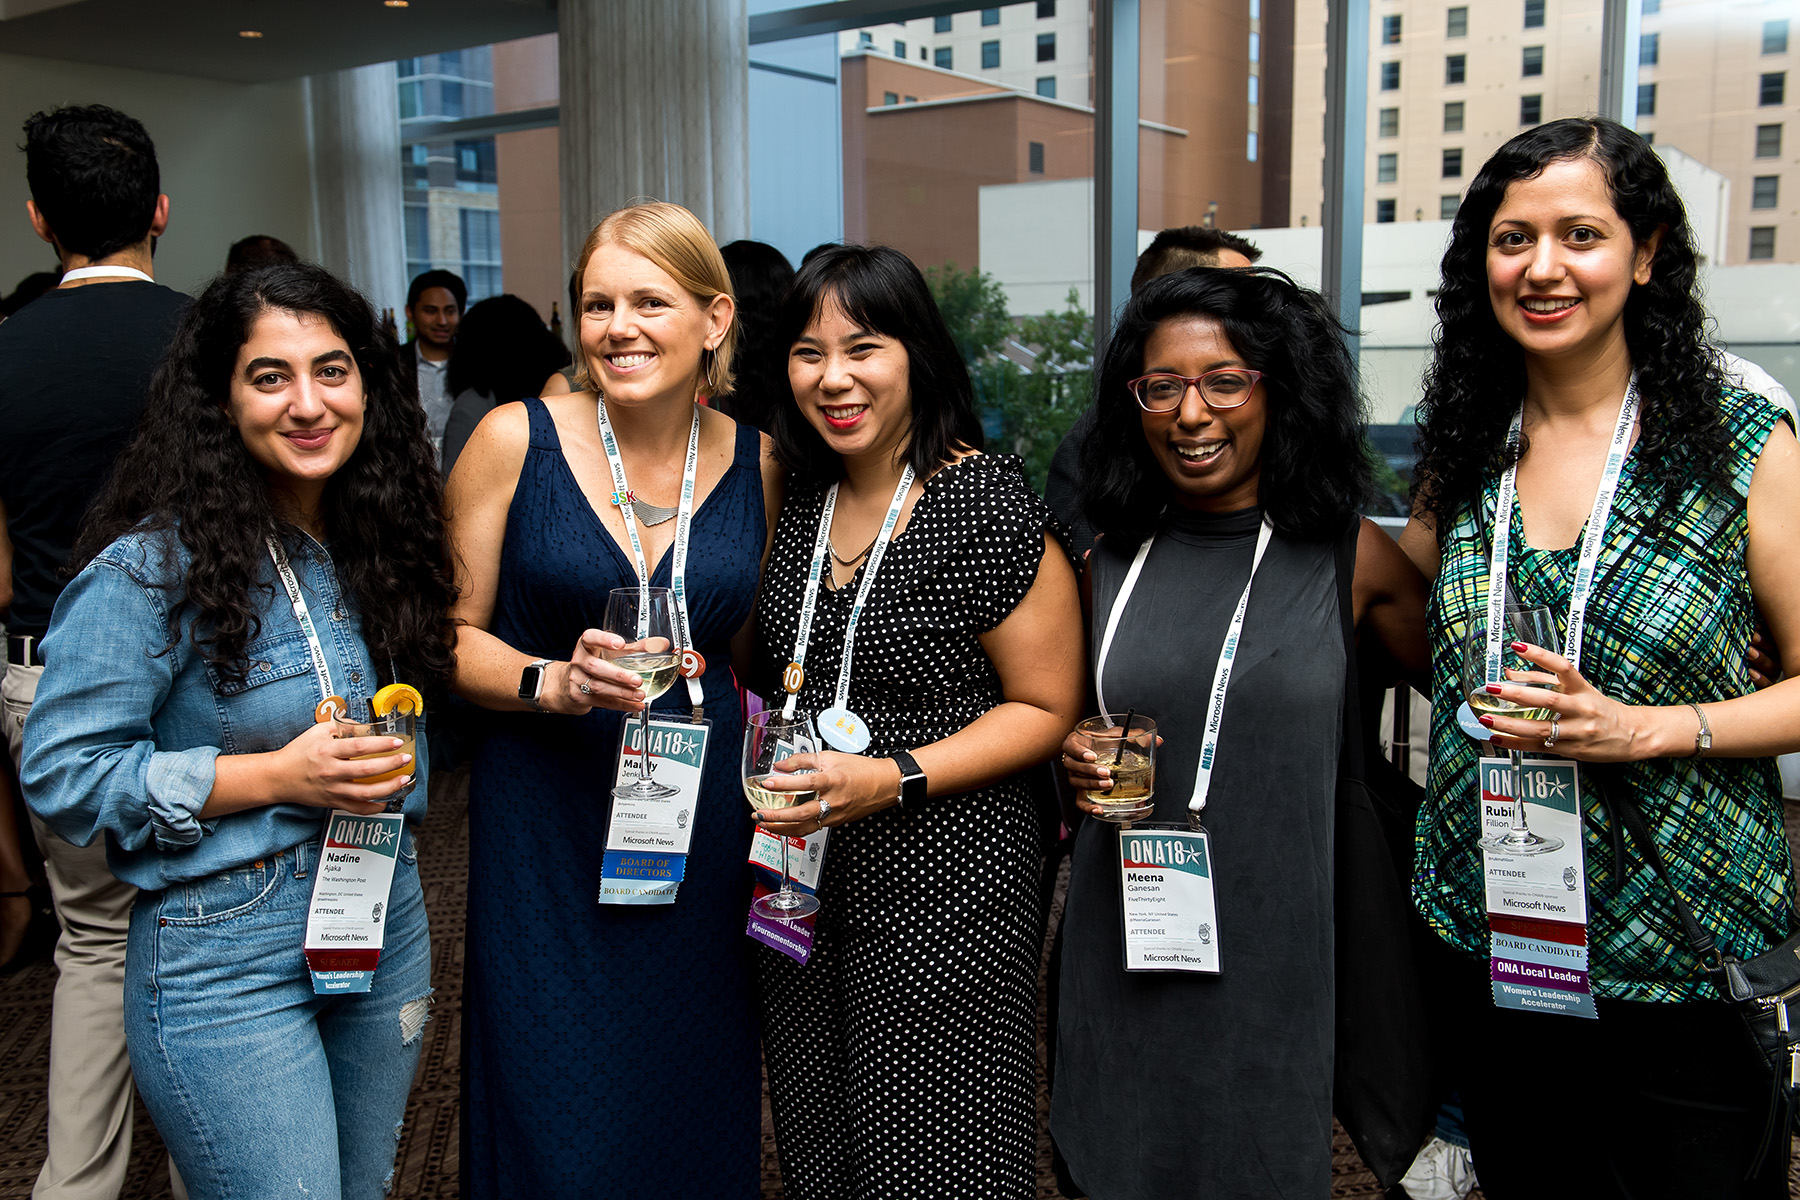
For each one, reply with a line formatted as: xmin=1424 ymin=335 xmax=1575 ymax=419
xmin=397 ymin=49 xmax=504 ymax=307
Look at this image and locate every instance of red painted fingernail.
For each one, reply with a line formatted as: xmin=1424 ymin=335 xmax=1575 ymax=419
xmin=1478 ymin=715 xmax=1495 ymax=727
xmin=1511 ymin=641 xmax=1529 ymax=653
xmin=1485 ymin=683 xmax=1503 ymax=694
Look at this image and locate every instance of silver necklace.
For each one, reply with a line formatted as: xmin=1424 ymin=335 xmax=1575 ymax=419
xmin=631 ymin=498 xmax=679 ymax=527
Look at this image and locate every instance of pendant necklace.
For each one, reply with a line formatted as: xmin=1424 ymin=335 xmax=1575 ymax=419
xmin=630 ymin=497 xmax=679 ymax=527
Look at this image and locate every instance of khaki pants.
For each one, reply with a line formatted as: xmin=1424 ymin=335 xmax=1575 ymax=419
xmin=3 ymin=662 xmax=183 ymax=1200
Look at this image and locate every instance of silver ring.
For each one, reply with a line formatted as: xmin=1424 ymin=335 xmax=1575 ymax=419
xmin=817 ymin=797 xmax=832 ymax=820
xmin=1543 ymin=716 xmax=1559 ymax=749
xmin=578 ymin=682 xmax=592 ymax=695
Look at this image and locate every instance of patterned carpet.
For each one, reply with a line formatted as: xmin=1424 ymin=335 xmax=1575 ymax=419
xmin=0 ymin=770 xmax=1557 ymax=1199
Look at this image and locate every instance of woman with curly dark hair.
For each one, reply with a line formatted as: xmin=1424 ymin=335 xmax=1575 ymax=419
xmin=1052 ymin=267 xmax=1429 ymax=1198
xmin=21 ymin=262 xmax=455 ymax=1198
xmin=1400 ymin=118 xmax=1800 ymax=1196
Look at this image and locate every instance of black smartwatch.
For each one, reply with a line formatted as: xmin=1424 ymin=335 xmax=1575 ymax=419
xmin=518 ymin=658 xmax=552 ymax=710
xmin=890 ymin=749 xmax=928 ymax=808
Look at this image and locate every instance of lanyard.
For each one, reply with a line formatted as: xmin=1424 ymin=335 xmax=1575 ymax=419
xmin=596 ymin=399 xmax=705 ymax=709
xmin=266 ymin=538 xmax=335 ymax=707
xmin=782 ymin=466 xmax=916 ymax=720
xmin=1484 ymin=380 xmax=1638 ymax=683
xmin=59 ymin=266 xmax=153 ymax=284
xmin=1095 ymin=518 xmax=1275 ymax=825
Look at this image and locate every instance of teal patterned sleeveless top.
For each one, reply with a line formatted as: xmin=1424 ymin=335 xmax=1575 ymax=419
xmin=1416 ymin=388 xmax=1794 ymax=1002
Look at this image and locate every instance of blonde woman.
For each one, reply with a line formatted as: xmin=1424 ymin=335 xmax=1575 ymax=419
xmin=447 ymin=202 xmax=781 ymax=1196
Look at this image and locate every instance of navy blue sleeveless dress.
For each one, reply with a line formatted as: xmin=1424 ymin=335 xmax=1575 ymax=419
xmin=463 ymin=398 xmax=765 ymax=1198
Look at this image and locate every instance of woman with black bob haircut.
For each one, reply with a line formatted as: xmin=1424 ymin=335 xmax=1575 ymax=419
xmin=1055 ymin=266 xmax=1430 ymax=1198
xmin=1400 ymin=118 xmax=1800 ymax=1195
xmin=23 ymin=262 xmax=454 ymax=1198
xmin=440 ymin=292 xmax=571 ymax=474
xmin=750 ymin=243 xmax=1083 ymax=1198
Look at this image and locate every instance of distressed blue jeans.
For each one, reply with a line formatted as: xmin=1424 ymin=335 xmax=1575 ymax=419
xmin=125 ymin=836 xmax=431 ymax=1200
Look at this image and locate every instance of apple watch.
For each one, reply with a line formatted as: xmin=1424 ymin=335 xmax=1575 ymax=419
xmin=518 ymin=658 xmax=553 ymax=710
xmin=890 ymin=749 xmax=928 ymax=809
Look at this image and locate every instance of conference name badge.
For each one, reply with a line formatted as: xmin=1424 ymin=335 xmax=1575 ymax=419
xmin=600 ymin=715 xmax=712 ymax=906
xmin=304 ymin=811 xmax=407 ymax=994
xmin=1118 ymin=827 xmax=1221 ymax=974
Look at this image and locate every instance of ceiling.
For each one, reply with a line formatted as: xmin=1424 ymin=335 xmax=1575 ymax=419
xmin=0 ymin=0 xmax=559 ymax=83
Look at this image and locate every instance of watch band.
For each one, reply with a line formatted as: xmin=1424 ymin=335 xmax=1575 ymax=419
xmin=519 ymin=658 xmax=552 ymax=710
xmin=1688 ymin=702 xmax=1712 ymax=758
xmin=891 ymin=749 xmax=927 ymax=808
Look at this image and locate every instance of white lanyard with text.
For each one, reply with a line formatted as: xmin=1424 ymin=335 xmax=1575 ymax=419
xmin=781 ymin=466 xmax=916 ymax=752
xmin=596 ymin=399 xmax=706 ymax=713
xmin=59 ymin=266 xmax=153 ymax=284
xmin=266 ymin=538 xmax=335 ymax=707
xmin=1484 ymin=380 xmax=1638 ymax=681
xmin=1095 ymin=518 xmax=1275 ymax=829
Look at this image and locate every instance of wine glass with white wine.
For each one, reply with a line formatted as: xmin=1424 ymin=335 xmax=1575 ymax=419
xmin=604 ymin=586 xmax=682 ymax=801
xmin=744 ymin=708 xmax=822 ymax=920
xmin=1462 ymin=605 xmax=1564 ymax=855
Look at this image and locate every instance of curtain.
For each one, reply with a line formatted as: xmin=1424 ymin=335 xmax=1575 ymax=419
xmin=305 ymin=61 xmax=408 ymax=318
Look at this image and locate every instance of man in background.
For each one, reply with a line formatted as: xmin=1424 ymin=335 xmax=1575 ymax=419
xmin=0 ymin=104 xmax=188 ymax=1200
xmin=1043 ymin=226 xmax=1262 ymax=554
xmin=405 ymin=268 xmax=465 ymax=454
xmin=222 ymin=233 xmax=298 ymax=273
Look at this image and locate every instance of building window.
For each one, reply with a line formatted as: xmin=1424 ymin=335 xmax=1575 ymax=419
xmin=1441 ymin=194 xmax=1461 ymax=219
xmin=1377 ymin=153 xmax=1398 ymax=183
xmin=894 ymin=39 xmax=905 ymax=57
xmin=1036 ymin=76 xmax=1056 ymax=98
xmin=1248 ymin=130 xmax=1259 ymax=161
xmin=1448 ymin=6 xmax=1468 ymax=37
xmin=920 ymin=46 xmax=928 ymax=61
xmin=1751 ymin=226 xmax=1778 ymax=260
xmin=1037 ymin=33 xmax=1056 ymax=62
xmin=1766 ymin=20 xmax=1790 ymax=56
xmin=981 ymin=40 xmax=1000 ymax=68
xmin=884 ymin=91 xmax=899 ymax=105
xmin=1038 ymin=0 xmax=1056 ymax=15
xmin=1643 ymin=0 xmax=1659 ymax=11
xmin=1029 ymin=141 xmax=1046 ymax=174
xmin=1637 ymin=83 xmax=1657 ymax=115
xmin=1640 ymin=32 xmax=1659 ymax=65
xmin=858 ymin=31 xmax=874 ymax=48
xmin=1762 ymin=72 xmax=1786 ymax=106
xmin=905 ymin=94 xmax=917 ymax=102
xmin=1758 ymin=123 xmax=1783 ymax=158
xmin=1381 ymin=61 xmax=1401 ymax=90
xmin=459 ymin=207 xmax=502 ymax=302
xmin=1642 ymin=132 xmax=1655 ymax=144
xmin=1446 ymin=54 xmax=1466 ymax=84
xmin=1376 ymin=198 xmax=1397 ymax=223
xmin=1523 ymin=45 xmax=1544 ymax=76
xmin=981 ymin=8 xmax=1000 ymax=25
xmin=1524 ymin=0 xmax=1545 ymax=29
xmin=1444 ymin=101 xmax=1465 ymax=133
xmin=935 ymin=46 xmax=952 ymax=69
xmin=1754 ymin=175 xmax=1781 ymax=209
xmin=1250 ymin=31 xmax=1261 ymax=62
xmin=1443 ymin=148 xmax=1464 ymax=178
xmin=934 ymin=14 xmax=952 ymax=32
xmin=1379 ymin=107 xmax=1400 ymax=137
xmin=1383 ymin=15 xmax=1402 ymax=44
xmin=1249 ymin=74 xmax=1260 ymax=104
xmin=1521 ymin=94 xmax=1543 ymax=124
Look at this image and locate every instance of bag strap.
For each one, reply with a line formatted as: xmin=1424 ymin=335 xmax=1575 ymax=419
xmin=1605 ymin=788 xmax=1727 ymax=978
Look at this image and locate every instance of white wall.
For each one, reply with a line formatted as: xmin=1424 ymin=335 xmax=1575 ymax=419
xmin=977 ymin=176 xmax=1094 ymax=315
xmin=0 ymin=52 xmax=315 ymax=300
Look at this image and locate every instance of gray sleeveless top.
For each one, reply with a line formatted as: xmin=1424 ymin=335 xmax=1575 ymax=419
xmin=1051 ymin=505 xmax=1346 ymax=1199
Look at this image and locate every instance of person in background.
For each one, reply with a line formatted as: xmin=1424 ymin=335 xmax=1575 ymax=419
xmin=1044 ymin=226 xmax=1263 ymax=555
xmin=24 ymin=262 xmax=453 ymax=1199
xmin=716 ymin=239 xmax=796 ymax=431
xmin=223 ymin=233 xmax=299 ymax=273
xmin=1401 ymin=117 xmax=1800 ymax=1196
xmin=539 ymin=270 xmax=583 ymax=398
xmin=404 ymin=268 xmax=465 ymax=454
xmin=440 ymin=294 xmax=571 ymax=476
xmin=752 ymin=245 xmax=1082 ymax=1199
xmin=0 ymin=269 xmax=59 ymax=321
xmin=0 ymin=103 xmax=188 ymax=1200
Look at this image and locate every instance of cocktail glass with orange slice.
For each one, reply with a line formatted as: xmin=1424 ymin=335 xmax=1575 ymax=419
xmin=330 ymin=684 xmax=423 ymax=811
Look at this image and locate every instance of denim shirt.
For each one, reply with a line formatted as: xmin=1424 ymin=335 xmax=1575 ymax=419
xmin=21 ymin=528 xmax=428 ymax=892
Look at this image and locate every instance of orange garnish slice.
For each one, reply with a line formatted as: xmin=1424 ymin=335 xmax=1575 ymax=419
xmin=371 ymin=683 xmax=424 ymax=717
xmin=315 ymin=695 xmax=346 ymax=723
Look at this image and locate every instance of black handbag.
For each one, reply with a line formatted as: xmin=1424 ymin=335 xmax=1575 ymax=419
xmin=1608 ymin=787 xmax=1800 ymax=1179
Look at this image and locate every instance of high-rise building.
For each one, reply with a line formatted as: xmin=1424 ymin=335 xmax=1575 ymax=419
xmin=398 ymin=49 xmax=504 ymax=302
xmin=839 ymin=2 xmax=1092 ymax=105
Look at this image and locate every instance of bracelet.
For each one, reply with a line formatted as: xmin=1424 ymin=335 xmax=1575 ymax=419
xmin=1687 ymin=702 xmax=1712 ymax=759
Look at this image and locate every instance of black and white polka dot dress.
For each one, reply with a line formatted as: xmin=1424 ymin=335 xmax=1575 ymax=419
xmin=753 ymin=453 xmax=1058 ymax=1200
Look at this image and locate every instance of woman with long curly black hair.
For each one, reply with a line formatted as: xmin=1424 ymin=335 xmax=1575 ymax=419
xmin=21 ymin=262 xmax=455 ymax=1198
xmin=1400 ymin=118 xmax=1800 ymax=1196
xmin=1052 ymin=266 xmax=1429 ymax=1198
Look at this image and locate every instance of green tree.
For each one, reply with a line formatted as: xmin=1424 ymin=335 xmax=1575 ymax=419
xmin=925 ymin=265 xmax=1092 ymax=493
